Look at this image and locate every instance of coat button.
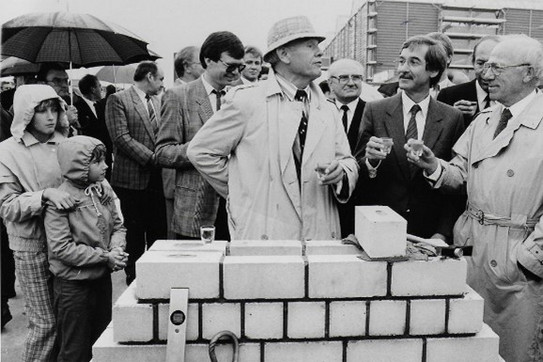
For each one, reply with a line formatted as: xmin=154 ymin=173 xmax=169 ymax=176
xmin=507 ymin=169 xmax=514 ymax=177
xmin=261 ymin=234 xmax=268 ymax=240
xmin=490 ymin=260 xmax=498 ymax=267
xmin=331 ymin=231 xmax=336 ymax=239
xmin=473 ymin=163 xmax=478 ymax=169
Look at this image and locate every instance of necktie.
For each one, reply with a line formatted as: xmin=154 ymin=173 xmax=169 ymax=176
xmin=293 ymin=89 xmax=309 ymax=183
xmin=493 ymin=108 xmax=512 ymax=139
xmin=406 ymin=104 xmax=421 ymax=141
xmin=146 ymin=95 xmax=158 ymax=134
xmin=483 ymin=95 xmax=491 ymax=110
xmin=340 ymin=104 xmax=349 ymax=132
xmin=212 ymin=89 xmax=226 ymax=111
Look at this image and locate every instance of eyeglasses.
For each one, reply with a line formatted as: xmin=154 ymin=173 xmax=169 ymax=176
xmin=218 ymin=59 xmax=246 ymax=73
xmin=330 ymin=74 xmax=364 ymax=84
xmin=482 ymin=63 xmax=531 ymax=76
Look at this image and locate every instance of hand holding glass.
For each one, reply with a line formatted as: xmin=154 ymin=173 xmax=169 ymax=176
xmin=380 ymin=137 xmax=394 ymax=154
xmin=315 ymin=162 xmax=330 ymax=181
xmin=408 ymin=139 xmax=424 ymax=157
xmin=200 ymin=225 xmax=215 ymax=244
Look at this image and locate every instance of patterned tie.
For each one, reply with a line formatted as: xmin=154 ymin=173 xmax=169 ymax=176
xmin=340 ymin=104 xmax=349 ymax=132
xmin=145 ymin=95 xmax=158 ymax=134
xmin=406 ymin=104 xmax=421 ymax=141
xmin=212 ymin=89 xmax=226 ymax=111
xmin=493 ymin=108 xmax=512 ymax=139
xmin=483 ymin=95 xmax=491 ymax=110
xmin=293 ymin=89 xmax=309 ymax=183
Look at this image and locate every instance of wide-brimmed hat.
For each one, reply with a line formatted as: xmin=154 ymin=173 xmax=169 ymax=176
xmin=264 ymin=16 xmax=326 ymax=61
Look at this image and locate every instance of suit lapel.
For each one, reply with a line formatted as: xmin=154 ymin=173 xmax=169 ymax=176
xmin=302 ymin=87 xmax=328 ymax=164
xmin=348 ymin=99 xmax=365 ymax=150
xmin=193 ymin=79 xmax=214 ymax=124
xmin=422 ymin=98 xmax=444 ymax=150
xmin=383 ymin=94 xmax=410 ymax=180
xmin=278 ymin=101 xmax=303 ymax=176
xmin=130 ymin=87 xmax=155 ymax=140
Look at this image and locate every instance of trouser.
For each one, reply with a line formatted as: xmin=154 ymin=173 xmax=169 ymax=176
xmin=54 ymin=274 xmax=112 ymax=362
xmin=114 ymin=169 xmax=167 ymax=283
xmin=13 ymin=249 xmax=57 ymax=362
xmin=215 ymin=197 xmax=230 ymax=241
xmin=1 ymin=219 xmax=16 ymax=299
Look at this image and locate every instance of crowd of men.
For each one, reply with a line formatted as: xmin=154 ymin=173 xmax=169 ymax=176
xmin=1 ymin=14 xmax=543 ymax=362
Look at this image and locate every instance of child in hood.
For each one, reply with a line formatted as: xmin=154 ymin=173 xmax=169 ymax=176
xmin=0 ymin=84 xmax=76 ymax=361
xmin=44 ymin=135 xmax=127 ymax=362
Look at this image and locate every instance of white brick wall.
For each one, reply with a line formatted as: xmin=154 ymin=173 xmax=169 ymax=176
xmin=305 ymin=240 xmax=362 ymax=255
xmin=347 ymin=338 xmax=423 ymax=362
xmin=409 ymin=299 xmax=446 ymax=335
xmin=186 ymin=343 xmax=260 ymax=362
xmin=201 ymin=303 xmax=241 ymax=339
xmin=244 ymin=302 xmax=284 ymax=339
xmin=368 ymin=300 xmax=406 ymax=336
xmin=112 ymin=284 xmax=153 ymax=342
xmin=228 ymin=240 xmax=302 ymax=256
xmin=223 ymin=256 xmax=305 ymax=299
xmin=158 ymin=303 xmax=199 ymax=341
xmin=136 ymin=251 xmax=222 ymax=299
xmin=148 ymin=239 xmax=228 ymax=253
xmin=93 ymin=326 xmax=165 ymax=362
xmin=448 ymin=287 xmax=484 ymax=334
xmin=265 ymin=341 xmax=343 ymax=362
xmin=308 ymin=255 xmax=387 ymax=298
xmin=287 ymin=302 xmax=326 ymax=338
xmin=329 ymin=301 xmax=367 ymax=337
xmin=391 ymin=258 xmax=467 ymax=296
xmin=355 ymin=206 xmax=407 ymax=258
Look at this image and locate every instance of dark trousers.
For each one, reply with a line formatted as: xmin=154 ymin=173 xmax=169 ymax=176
xmin=114 ymin=170 xmax=167 ymax=283
xmin=215 ymin=197 xmax=230 ymax=241
xmin=1 ymin=219 xmax=16 ymax=299
xmin=54 ymin=274 xmax=112 ymax=362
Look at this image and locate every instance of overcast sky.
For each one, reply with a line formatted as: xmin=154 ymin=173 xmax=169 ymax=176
xmin=2 ymin=0 xmax=354 ymax=85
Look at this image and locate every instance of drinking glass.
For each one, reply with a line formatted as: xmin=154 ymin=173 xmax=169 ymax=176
xmin=200 ymin=225 xmax=215 ymax=244
xmin=410 ymin=139 xmax=424 ymax=157
xmin=381 ymin=137 xmax=394 ymax=154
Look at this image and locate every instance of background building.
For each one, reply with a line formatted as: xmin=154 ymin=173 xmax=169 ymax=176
xmin=323 ymin=0 xmax=543 ymax=83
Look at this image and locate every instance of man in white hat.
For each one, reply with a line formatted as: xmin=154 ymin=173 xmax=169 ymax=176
xmin=187 ymin=16 xmax=358 ymax=241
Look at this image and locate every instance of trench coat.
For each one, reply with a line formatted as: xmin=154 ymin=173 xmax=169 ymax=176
xmin=187 ymin=75 xmax=358 ymax=241
xmin=436 ymin=92 xmax=543 ymax=362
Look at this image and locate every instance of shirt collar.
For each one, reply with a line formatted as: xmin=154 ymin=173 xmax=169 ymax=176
xmin=82 ymin=95 xmax=97 ymax=113
xmin=402 ymin=92 xmax=431 ymax=119
xmin=20 ymin=130 xmax=64 ymax=147
xmin=201 ymin=73 xmax=223 ymax=96
xmin=504 ymin=90 xmax=538 ymax=119
xmin=335 ymin=98 xmax=359 ymax=112
xmin=133 ymin=85 xmax=148 ymax=104
xmin=475 ymin=81 xmax=490 ymax=107
xmin=275 ymin=73 xmax=311 ymax=102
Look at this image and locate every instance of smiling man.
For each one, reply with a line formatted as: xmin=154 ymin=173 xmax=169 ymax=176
xmin=355 ymin=35 xmax=464 ymax=242
xmin=155 ymin=31 xmax=244 ymax=241
xmin=187 ymin=16 xmax=358 ymax=241
xmin=240 ymin=46 xmax=263 ymax=84
xmin=407 ymin=34 xmax=543 ymax=362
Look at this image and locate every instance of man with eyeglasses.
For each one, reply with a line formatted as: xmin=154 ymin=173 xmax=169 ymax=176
xmin=356 ymin=35 xmax=464 ymax=242
xmin=328 ymin=58 xmax=366 ymax=236
xmin=407 ymin=34 xmax=543 ymax=362
xmin=187 ymin=16 xmax=358 ymax=241
xmin=438 ymin=35 xmax=502 ymax=127
xmin=156 ymin=31 xmax=245 ymax=241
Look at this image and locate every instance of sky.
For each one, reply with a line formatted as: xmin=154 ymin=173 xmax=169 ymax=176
xmin=1 ymin=0 xmax=354 ymax=86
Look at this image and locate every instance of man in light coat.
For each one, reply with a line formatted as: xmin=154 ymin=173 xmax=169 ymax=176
xmin=407 ymin=34 xmax=543 ymax=362
xmin=187 ymin=16 xmax=358 ymax=241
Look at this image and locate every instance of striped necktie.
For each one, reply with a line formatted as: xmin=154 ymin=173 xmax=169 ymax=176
xmin=145 ymin=95 xmax=158 ymax=134
xmin=406 ymin=104 xmax=421 ymax=141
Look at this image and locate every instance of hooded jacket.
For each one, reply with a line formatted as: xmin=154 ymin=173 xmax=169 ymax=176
xmin=44 ymin=136 xmax=126 ymax=280
xmin=0 ymin=85 xmax=68 ymax=251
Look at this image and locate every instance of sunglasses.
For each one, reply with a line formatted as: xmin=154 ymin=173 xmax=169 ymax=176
xmin=218 ymin=59 xmax=246 ymax=73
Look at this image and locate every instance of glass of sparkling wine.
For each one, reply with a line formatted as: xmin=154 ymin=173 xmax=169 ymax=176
xmin=381 ymin=137 xmax=394 ymax=154
xmin=315 ymin=161 xmax=330 ymax=181
xmin=409 ymin=139 xmax=424 ymax=157
xmin=200 ymin=225 xmax=215 ymax=244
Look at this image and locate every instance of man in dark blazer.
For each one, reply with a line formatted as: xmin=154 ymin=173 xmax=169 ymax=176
xmin=105 ymin=61 xmax=167 ymax=284
xmin=155 ymin=31 xmax=245 ymax=240
xmin=328 ymin=58 xmax=366 ymax=237
xmin=356 ymin=35 xmax=465 ymax=242
xmin=437 ymin=35 xmax=501 ymax=127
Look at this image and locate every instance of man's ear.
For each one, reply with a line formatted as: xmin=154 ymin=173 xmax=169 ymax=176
xmin=276 ymin=47 xmax=290 ymax=64
xmin=523 ymin=66 xmax=536 ymax=83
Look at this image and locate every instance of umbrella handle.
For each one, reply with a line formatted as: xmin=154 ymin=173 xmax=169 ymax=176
xmin=69 ymin=61 xmax=73 ymax=105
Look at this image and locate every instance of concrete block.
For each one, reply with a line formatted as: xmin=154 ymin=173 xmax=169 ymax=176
xmin=158 ymin=303 xmax=199 ymax=341
xmin=308 ymin=255 xmax=387 ymax=298
xmin=228 ymin=240 xmax=302 ymax=256
xmin=426 ymin=324 xmax=500 ymax=362
xmin=391 ymin=258 xmax=467 ymax=297
xmin=149 ymin=239 xmax=227 ymax=253
xmin=305 ymin=240 xmax=362 ymax=255
xmin=368 ymin=300 xmax=406 ymax=336
xmin=244 ymin=302 xmax=284 ymax=339
xmin=136 ymin=250 xmax=222 ymax=299
xmin=354 ymin=206 xmax=407 ymax=258
xmin=287 ymin=302 xmax=326 ymax=338
xmin=201 ymin=303 xmax=241 ymax=339
xmin=265 ymin=341 xmax=343 ymax=362
xmin=223 ymin=256 xmax=305 ymax=299
xmin=409 ymin=299 xmax=446 ymax=335
xmin=347 ymin=338 xmax=423 ymax=362
xmin=112 ymin=284 xmax=153 ymax=342
xmin=329 ymin=301 xmax=367 ymax=337
xmin=185 ymin=343 xmax=260 ymax=362
xmin=93 ymin=326 xmax=165 ymax=362
xmin=448 ymin=287 xmax=484 ymax=334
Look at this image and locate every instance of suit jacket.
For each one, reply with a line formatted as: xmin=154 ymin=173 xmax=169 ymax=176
xmin=437 ymin=79 xmax=479 ymax=127
xmin=105 ymin=86 xmax=160 ymax=190
xmin=355 ymin=93 xmax=465 ymax=239
xmin=155 ymin=78 xmax=219 ymax=237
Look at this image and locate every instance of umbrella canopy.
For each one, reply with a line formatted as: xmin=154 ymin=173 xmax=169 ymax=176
xmin=0 ymin=56 xmax=40 ymax=77
xmin=1 ymin=12 xmax=160 ymax=67
xmin=95 ymin=64 xmax=136 ymax=84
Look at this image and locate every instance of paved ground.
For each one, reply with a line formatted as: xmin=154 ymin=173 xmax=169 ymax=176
xmin=1 ymin=271 xmax=128 ymax=361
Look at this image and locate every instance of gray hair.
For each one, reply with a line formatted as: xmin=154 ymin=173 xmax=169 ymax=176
xmin=498 ymin=34 xmax=543 ymax=80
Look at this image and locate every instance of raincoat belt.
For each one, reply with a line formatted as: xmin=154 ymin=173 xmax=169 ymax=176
xmin=466 ymin=202 xmax=538 ymax=229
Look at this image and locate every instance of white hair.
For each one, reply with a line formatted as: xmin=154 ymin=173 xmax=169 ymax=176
xmin=497 ymin=34 xmax=543 ymax=80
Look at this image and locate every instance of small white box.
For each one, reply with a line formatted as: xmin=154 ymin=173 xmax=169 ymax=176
xmin=355 ymin=206 xmax=406 ymax=258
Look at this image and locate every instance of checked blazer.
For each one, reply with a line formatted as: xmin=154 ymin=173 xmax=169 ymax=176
xmin=105 ymin=86 xmax=160 ymax=190
xmin=155 ymin=78 xmax=219 ymax=238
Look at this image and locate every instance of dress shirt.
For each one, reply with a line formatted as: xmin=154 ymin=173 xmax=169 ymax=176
xmin=201 ymin=74 xmax=226 ymax=113
xmin=133 ymin=86 xmax=156 ymax=115
xmin=335 ymin=98 xmax=360 ymax=131
xmin=402 ymin=92 xmax=430 ymax=140
xmin=475 ymin=81 xmax=494 ymax=111
xmin=81 ymin=95 xmax=97 ymax=118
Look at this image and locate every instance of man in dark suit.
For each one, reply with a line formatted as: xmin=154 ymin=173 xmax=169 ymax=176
xmin=155 ymin=32 xmax=245 ymax=240
xmin=437 ymin=35 xmax=501 ymax=127
xmin=75 ymin=74 xmax=113 ymax=180
xmin=328 ymin=58 xmax=366 ymax=237
xmin=356 ymin=35 xmax=465 ymax=242
xmin=105 ymin=61 xmax=167 ymax=284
